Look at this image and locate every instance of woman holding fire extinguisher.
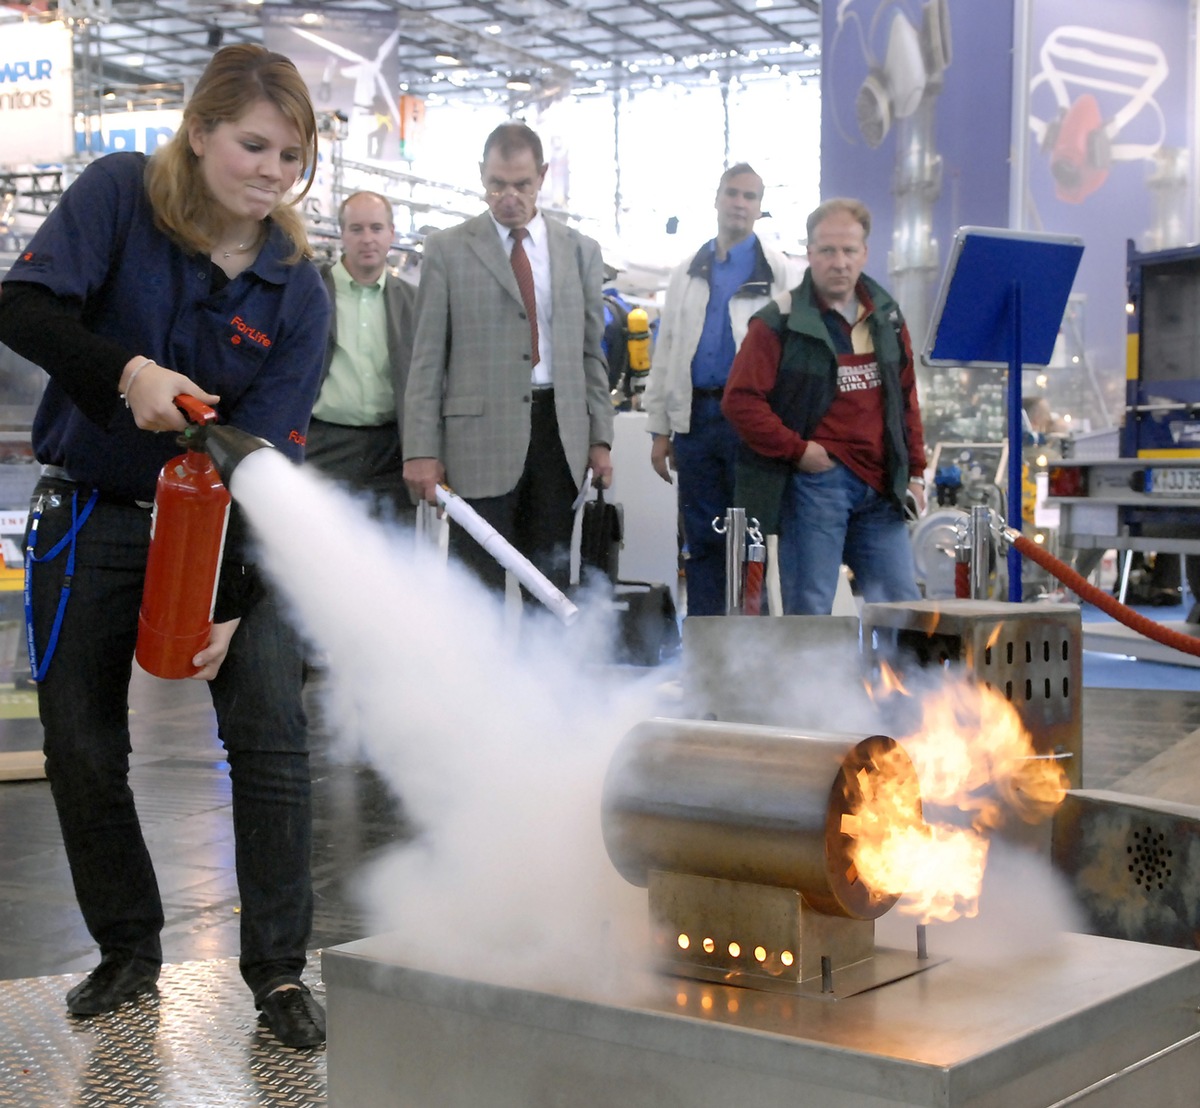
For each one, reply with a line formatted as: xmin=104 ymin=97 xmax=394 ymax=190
xmin=0 ymin=45 xmax=329 ymax=1048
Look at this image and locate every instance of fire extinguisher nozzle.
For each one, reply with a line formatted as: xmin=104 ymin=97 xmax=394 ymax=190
xmin=200 ymin=424 xmax=274 ymax=486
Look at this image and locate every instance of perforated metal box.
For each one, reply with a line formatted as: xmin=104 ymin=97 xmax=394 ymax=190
xmin=860 ymin=599 xmax=1083 ymax=789
xmin=1053 ymin=789 xmax=1200 ymax=950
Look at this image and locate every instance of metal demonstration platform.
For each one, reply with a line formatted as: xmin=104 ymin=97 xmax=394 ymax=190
xmin=1082 ymin=619 xmax=1200 ymax=668
xmin=324 ymin=930 xmax=1200 ymax=1108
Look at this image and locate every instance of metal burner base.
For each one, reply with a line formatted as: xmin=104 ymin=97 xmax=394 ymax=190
xmin=325 ymin=931 xmax=1200 ymax=1107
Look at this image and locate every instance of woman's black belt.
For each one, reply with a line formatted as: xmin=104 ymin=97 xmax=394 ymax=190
xmin=40 ymin=464 xmax=153 ymax=509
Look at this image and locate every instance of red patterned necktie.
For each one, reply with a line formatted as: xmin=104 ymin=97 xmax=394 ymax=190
xmin=509 ymin=227 xmax=540 ymax=367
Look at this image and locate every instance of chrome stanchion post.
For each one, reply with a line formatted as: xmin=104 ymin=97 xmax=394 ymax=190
xmin=969 ymin=504 xmax=991 ymax=600
xmin=713 ymin=508 xmax=747 ymax=615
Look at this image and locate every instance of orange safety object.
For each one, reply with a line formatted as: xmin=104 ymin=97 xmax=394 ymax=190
xmin=135 ymin=399 xmax=231 ymax=679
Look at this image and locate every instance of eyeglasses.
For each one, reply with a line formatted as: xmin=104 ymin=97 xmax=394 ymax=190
xmin=485 ymin=181 xmax=539 ymax=197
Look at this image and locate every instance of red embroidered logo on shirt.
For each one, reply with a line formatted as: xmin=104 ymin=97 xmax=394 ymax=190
xmin=229 ymin=315 xmax=272 ymax=348
xmin=288 ymin=429 xmax=306 ymax=446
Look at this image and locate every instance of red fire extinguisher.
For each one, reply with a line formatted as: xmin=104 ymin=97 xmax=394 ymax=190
xmin=136 ymin=396 xmax=231 ymax=680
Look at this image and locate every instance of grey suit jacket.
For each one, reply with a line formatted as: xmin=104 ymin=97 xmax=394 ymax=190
xmin=318 ymin=262 xmax=417 ymax=428
xmin=403 ymin=210 xmax=613 ymax=499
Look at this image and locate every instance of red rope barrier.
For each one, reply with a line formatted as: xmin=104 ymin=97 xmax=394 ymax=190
xmin=1009 ymin=532 xmax=1200 ymax=657
xmin=743 ymin=562 xmax=764 ymax=616
xmin=954 ymin=561 xmax=970 ymax=599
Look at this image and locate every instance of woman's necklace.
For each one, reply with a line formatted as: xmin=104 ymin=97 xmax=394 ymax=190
xmin=220 ymin=227 xmax=261 ymax=259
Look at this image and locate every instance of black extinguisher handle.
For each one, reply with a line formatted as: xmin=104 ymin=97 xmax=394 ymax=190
xmin=175 ymin=394 xmax=218 ymax=426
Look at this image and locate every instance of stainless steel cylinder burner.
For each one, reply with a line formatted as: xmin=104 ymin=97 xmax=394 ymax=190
xmin=601 ymin=718 xmax=938 ymax=997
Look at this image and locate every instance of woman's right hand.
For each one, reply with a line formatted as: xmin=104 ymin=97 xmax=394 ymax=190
xmin=120 ymin=356 xmax=220 ymax=433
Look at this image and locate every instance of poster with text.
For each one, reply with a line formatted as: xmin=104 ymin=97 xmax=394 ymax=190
xmin=0 ymin=21 xmax=73 ymax=167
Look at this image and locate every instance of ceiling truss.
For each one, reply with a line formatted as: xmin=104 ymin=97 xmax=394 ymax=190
xmin=9 ymin=0 xmax=821 ymax=111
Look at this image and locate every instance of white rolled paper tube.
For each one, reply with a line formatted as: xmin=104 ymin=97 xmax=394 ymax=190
xmin=435 ymin=484 xmax=579 ymax=625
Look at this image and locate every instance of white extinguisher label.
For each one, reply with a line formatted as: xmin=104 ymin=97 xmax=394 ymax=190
xmin=207 ymin=503 xmax=232 ymax=622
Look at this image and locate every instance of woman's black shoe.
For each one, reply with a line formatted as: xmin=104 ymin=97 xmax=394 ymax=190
xmin=66 ymin=956 xmax=159 ymax=1016
xmin=257 ymin=983 xmax=327 ymax=1048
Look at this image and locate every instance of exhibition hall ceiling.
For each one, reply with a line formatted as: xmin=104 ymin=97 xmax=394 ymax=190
xmin=48 ymin=0 xmax=822 ymax=108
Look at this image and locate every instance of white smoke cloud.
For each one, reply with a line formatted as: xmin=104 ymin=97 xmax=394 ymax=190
xmin=231 ymin=452 xmax=662 ymax=992
xmin=230 ymin=450 xmax=1087 ymax=995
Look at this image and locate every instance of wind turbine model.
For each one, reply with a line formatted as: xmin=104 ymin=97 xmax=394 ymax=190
xmin=289 ymin=24 xmax=403 ymax=134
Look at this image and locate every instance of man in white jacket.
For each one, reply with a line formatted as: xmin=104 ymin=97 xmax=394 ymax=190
xmin=642 ymin=164 xmax=799 ymax=615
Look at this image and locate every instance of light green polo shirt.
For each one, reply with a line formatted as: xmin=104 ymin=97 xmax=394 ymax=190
xmin=312 ymin=259 xmax=394 ymax=425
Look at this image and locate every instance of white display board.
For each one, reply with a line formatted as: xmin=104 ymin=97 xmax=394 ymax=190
xmin=0 ymin=21 xmax=74 ymax=167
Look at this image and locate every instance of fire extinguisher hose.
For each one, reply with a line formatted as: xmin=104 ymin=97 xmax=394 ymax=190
xmin=1007 ymin=530 xmax=1200 ymax=658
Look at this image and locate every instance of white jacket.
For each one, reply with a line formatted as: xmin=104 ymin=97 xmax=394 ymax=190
xmin=642 ymin=236 xmax=802 ymax=436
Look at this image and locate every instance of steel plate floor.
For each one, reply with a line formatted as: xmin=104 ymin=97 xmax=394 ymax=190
xmin=0 ymin=958 xmax=327 ymax=1107
xmin=1 ymin=641 xmax=1199 ymax=1107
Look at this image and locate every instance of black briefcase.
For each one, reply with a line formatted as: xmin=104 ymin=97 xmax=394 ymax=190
xmin=577 ymin=490 xmax=678 ymax=666
xmin=580 ymin=487 xmax=623 ymax=585
xmin=613 ymin=581 xmax=681 ymax=667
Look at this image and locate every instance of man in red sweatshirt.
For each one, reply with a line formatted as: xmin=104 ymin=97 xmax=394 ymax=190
xmin=722 ymin=197 xmax=927 ymax=614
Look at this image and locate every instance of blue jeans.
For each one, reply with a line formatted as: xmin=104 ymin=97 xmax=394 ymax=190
xmin=778 ymin=462 xmax=920 ymax=615
xmin=672 ymin=397 xmax=740 ymax=617
xmin=26 ymin=478 xmax=313 ymax=1000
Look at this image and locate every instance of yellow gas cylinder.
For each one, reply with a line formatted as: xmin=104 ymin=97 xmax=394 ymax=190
xmin=627 ymin=307 xmax=651 ymax=380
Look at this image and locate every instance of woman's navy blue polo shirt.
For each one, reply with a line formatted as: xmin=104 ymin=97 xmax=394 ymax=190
xmin=6 ymin=152 xmax=330 ymax=504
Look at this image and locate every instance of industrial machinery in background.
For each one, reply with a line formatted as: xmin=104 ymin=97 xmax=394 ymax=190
xmin=1044 ymin=239 xmax=1200 ymax=633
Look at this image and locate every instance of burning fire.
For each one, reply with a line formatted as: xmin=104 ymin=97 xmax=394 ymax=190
xmin=844 ymin=667 xmax=1070 ymax=923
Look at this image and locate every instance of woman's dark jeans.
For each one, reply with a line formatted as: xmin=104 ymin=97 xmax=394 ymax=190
xmin=26 ymin=478 xmax=313 ymax=998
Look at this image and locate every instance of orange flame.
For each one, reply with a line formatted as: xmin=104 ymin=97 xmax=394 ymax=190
xmin=869 ymin=660 xmax=910 ymax=701
xmin=845 ymin=674 xmax=1069 ymax=924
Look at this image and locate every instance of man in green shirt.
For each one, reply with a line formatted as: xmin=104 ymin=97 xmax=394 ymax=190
xmin=308 ymin=190 xmax=417 ymax=523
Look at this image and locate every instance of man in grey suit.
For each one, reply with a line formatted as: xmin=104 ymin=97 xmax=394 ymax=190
xmin=308 ymin=191 xmax=417 ymax=522
xmin=403 ymin=122 xmax=614 ymax=594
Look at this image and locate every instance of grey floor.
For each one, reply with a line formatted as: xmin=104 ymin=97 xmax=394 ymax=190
xmin=0 ymin=631 xmax=1198 ymax=1106
xmin=0 ymin=669 xmax=411 ymax=984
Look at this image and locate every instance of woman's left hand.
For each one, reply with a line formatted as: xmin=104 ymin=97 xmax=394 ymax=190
xmin=189 ymin=618 xmax=240 ymax=681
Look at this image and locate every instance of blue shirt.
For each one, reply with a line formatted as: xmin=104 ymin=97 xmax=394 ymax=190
xmin=690 ymin=233 xmax=759 ymax=390
xmin=5 ymin=152 xmax=329 ymax=502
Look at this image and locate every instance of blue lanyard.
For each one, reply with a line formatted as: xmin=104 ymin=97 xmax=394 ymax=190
xmin=24 ymin=488 xmax=99 ymax=683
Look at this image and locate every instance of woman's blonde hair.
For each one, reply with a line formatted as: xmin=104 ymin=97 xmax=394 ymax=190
xmin=146 ymin=44 xmax=318 ymax=263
